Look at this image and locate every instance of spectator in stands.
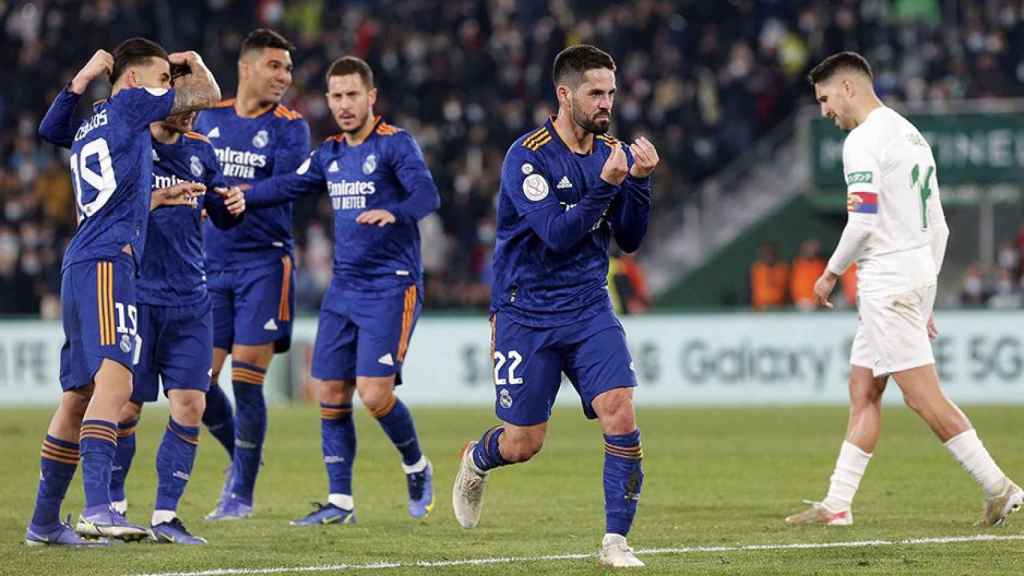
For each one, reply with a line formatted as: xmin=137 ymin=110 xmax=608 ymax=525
xmin=609 ymin=247 xmax=652 ymax=315
xmin=960 ymin=263 xmax=988 ymax=307
xmin=751 ymin=242 xmax=789 ymax=310
xmin=840 ymin=263 xmax=858 ymax=308
xmin=790 ymin=238 xmax=826 ymax=311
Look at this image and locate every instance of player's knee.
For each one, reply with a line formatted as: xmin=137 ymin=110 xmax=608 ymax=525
xmin=318 ymin=379 xmax=353 ymax=404
xmin=902 ymin=390 xmax=925 ymax=415
xmin=61 ymin=390 xmax=91 ymax=422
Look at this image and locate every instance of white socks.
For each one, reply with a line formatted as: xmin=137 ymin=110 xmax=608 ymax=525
xmin=401 ymin=455 xmax=429 ymax=474
xmin=152 ymin=509 xmax=176 ymax=525
xmin=944 ymin=428 xmax=1007 ymax=497
xmin=823 ymin=441 xmax=872 ymax=512
xmin=328 ymin=493 xmax=354 ymax=510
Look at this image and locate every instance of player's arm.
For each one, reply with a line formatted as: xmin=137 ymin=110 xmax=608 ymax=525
xmin=509 ymin=146 xmax=622 ymax=253
xmin=244 ymin=150 xmax=327 ymax=208
xmin=608 ymin=137 xmax=657 ymax=253
xmin=203 ymin=147 xmax=244 ymax=229
xmin=273 ymin=118 xmax=312 ymax=175
xmin=927 ymin=180 xmax=949 ymax=274
xmin=815 ymin=134 xmax=881 ymax=308
xmin=167 ymin=51 xmax=221 ymax=116
xmin=39 ymin=50 xmax=112 ymax=147
xmin=384 ymin=132 xmax=441 ymax=222
xmin=151 ymin=182 xmax=205 ymax=211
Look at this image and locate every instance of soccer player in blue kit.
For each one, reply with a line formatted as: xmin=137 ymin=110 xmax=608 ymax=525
xmin=451 ymin=45 xmax=658 ymax=568
xmin=194 ymin=29 xmax=310 ymax=521
xmin=24 ymin=40 xmax=221 ymax=545
xmin=239 ymin=56 xmax=440 ymax=525
xmin=37 ymin=54 xmax=245 ymax=545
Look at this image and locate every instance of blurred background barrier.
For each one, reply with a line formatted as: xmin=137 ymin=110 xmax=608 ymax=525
xmin=4 ymin=312 xmax=1023 ymax=407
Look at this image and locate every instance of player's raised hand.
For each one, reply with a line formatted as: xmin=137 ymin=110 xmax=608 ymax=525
xmin=356 ymin=209 xmax=397 ymax=227
xmin=168 ymin=51 xmax=204 ymax=67
xmin=215 ymin=186 xmax=246 ymax=216
xmin=70 ymin=50 xmax=114 ymax=94
xmin=927 ymin=314 xmax=939 ymax=340
xmin=601 ymin=142 xmax=628 ymax=186
xmin=152 ymin=181 xmax=205 ymax=210
xmin=813 ymin=271 xmax=838 ymax=309
xmin=629 ymin=136 xmax=659 ymax=178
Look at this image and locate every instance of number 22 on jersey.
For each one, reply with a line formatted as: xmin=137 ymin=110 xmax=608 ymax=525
xmin=911 ymin=163 xmax=934 ymax=230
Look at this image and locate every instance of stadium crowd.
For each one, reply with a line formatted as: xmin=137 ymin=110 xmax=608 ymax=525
xmin=3 ymin=0 xmax=1024 ymax=316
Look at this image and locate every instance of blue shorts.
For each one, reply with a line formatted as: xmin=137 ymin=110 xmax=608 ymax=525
xmin=491 ymin=309 xmax=636 ymax=426
xmin=210 ymin=255 xmax=294 ymax=353
xmin=59 ymin=254 xmax=139 ymax=391
xmin=131 ymin=300 xmax=213 ymax=404
xmin=311 ymin=284 xmax=421 ymax=382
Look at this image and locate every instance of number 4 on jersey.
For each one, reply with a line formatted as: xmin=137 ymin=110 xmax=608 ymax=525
xmin=911 ymin=163 xmax=934 ymax=230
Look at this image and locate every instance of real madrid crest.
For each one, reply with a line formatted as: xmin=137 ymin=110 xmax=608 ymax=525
xmin=253 ymin=129 xmax=269 ymax=148
xmin=362 ymin=154 xmax=377 ymax=175
xmin=189 ymin=155 xmax=204 ymax=177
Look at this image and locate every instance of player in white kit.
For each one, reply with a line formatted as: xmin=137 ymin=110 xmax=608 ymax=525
xmin=785 ymin=52 xmax=1022 ymax=527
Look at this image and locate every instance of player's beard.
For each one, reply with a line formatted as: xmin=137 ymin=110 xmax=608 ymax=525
xmin=342 ymin=109 xmax=372 ymax=135
xmin=571 ymin=96 xmax=610 ymax=135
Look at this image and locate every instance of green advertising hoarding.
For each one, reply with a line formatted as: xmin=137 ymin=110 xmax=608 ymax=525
xmin=810 ymin=111 xmax=1024 ymax=190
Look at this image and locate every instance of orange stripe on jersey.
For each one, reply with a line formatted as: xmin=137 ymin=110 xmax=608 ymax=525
xmin=213 ymin=98 xmax=236 ymax=108
xmin=97 ymin=262 xmax=115 ymax=346
xmin=375 ymin=121 xmax=399 ymax=136
xmin=278 ymin=255 xmax=292 ymax=321
xmin=273 ymin=104 xmax=303 ymax=120
xmin=183 ymin=131 xmax=210 ymax=143
xmin=105 ymin=262 xmax=115 ymax=346
xmin=396 ymin=285 xmax=417 ymax=363
xmin=522 ymin=127 xmax=549 ymax=149
xmin=325 ymin=133 xmax=345 ymax=143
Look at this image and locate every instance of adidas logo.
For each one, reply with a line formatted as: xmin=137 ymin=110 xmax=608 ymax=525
xmin=207 ymin=127 xmax=221 ymax=138
xmin=264 ymin=318 xmax=278 ymax=331
xmin=557 ymin=176 xmax=573 ymax=189
xmin=378 ymin=353 xmax=394 ymax=366
xmin=173 ymin=471 xmax=191 ymax=481
xmin=328 ymin=160 xmax=339 ymax=173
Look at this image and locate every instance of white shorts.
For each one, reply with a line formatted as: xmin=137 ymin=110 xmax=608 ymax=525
xmin=849 ymin=285 xmax=936 ymax=377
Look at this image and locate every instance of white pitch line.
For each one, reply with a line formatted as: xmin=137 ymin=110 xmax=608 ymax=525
xmin=128 ymin=534 xmax=1024 ymax=576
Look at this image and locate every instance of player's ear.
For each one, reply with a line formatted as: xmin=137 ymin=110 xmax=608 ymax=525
xmin=368 ymin=87 xmax=378 ymax=108
xmin=556 ymin=85 xmax=571 ymax=108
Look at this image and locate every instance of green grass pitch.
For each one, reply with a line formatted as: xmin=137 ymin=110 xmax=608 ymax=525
xmin=1 ymin=405 xmax=1022 ymax=575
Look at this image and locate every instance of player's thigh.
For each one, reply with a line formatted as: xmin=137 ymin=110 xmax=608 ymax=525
xmin=351 ymin=285 xmax=420 ymax=381
xmin=310 ymin=306 xmax=359 ymax=382
xmin=157 ymin=303 xmax=214 ymax=399
xmin=208 ymin=268 xmax=234 ymax=353
xmin=60 ymin=257 xmax=139 ymax=392
xmin=860 ymin=289 xmax=934 ymax=377
xmin=564 ymin=321 xmax=636 ymax=421
xmin=491 ymin=312 xmax=563 ymax=427
xmin=849 ymin=364 xmax=887 ymax=407
xmin=232 ymin=255 xmax=295 ymax=351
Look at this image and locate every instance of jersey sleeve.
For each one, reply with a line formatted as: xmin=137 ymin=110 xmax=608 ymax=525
xmin=503 ymin=145 xmax=618 ymax=253
xmin=38 ymin=88 xmax=83 ymax=149
xmin=200 ymin=142 xmax=241 ymax=230
xmin=387 ymin=131 xmax=440 ymax=222
xmin=247 ymin=147 xmax=326 ymax=208
xmin=110 ymin=87 xmax=176 ymax=132
xmin=273 ymin=117 xmax=311 ymax=175
xmin=827 ymin=132 xmax=879 ymax=275
xmin=607 ymin=145 xmax=653 ymax=253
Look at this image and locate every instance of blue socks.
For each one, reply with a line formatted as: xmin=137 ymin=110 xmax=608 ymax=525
xmin=30 ymin=435 xmax=79 ymax=527
xmin=372 ymin=394 xmax=422 ymax=466
xmin=109 ymin=418 xmax=138 ymax=504
xmin=472 ymin=426 xmax=510 ymax=472
xmin=230 ymin=362 xmax=267 ymax=503
xmin=320 ymin=402 xmax=356 ymax=496
xmin=203 ymin=381 xmax=235 ymax=458
xmin=156 ymin=418 xmax=200 ymax=512
xmin=603 ymin=429 xmax=643 ymax=536
xmin=80 ymin=420 xmax=118 ymax=511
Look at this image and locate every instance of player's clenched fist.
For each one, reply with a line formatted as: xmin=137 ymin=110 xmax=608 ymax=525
xmin=70 ymin=50 xmax=114 ymax=94
xmin=601 ymin=142 xmax=628 ymax=186
xmin=629 ymin=136 xmax=659 ymax=178
xmin=216 ymin=186 xmax=246 ymax=216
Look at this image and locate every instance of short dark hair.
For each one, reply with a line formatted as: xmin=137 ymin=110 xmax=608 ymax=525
xmin=326 ymin=56 xmax=374 ymax=89
xmin=110 ymin=37 xmax=169 ymax=85
xmin=553 ymin=44 xmax=616 ymax=88
xmin=240 ymin=28 xmax=295 ymax=59
xmin=807 ymin=51 xmax=873 ymax=85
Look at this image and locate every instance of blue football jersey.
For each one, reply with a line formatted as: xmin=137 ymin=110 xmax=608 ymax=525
xmin=194 ymin=100 xmax=310 ymax=270
xmin=491 ymin=119 xmax=653 ymax=327
xmin=139 ymin=131 xmax=239 ymax=306
xmin=56 ymin=87 xmax=175 ymax=270
xmin=245 ymin=118 xmax=440 ymax=295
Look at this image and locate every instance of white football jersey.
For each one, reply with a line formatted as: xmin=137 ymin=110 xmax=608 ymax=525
xmin=841 ymin=106 xmax=946 ymax=296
